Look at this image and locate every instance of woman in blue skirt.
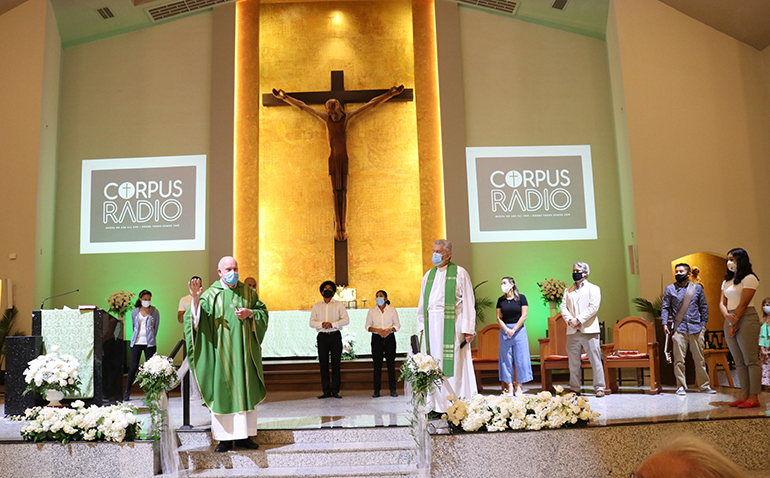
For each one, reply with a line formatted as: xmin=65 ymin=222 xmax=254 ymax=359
xmin=496 ymin=277 xmax=533 ymax=396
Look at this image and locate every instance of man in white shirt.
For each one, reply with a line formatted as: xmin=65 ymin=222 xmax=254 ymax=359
xmin=310 ymin=280 xmax=350 ymax=399
xmin=559 ymin=261 xmax=606 ymax=397
xmin=417 ymin=239 xmax=477 ymax=414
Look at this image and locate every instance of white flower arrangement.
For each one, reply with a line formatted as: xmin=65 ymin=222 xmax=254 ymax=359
xmin=444 ymin=386 xmax=599 ymax=433
xmin=23 ymin=345 xmax=81 ymax=397
xmin=341 ymin=326 xmax=357 ymax=360
xmin=136 ymin=355 xmax=178 ymax=440
xmin=333 ymin=286 xmax=356 ymax=303
xmin=106 ymin=289 xmax=135 ymax=316
xmin=13 ymin=402 xmax=140 ymax=444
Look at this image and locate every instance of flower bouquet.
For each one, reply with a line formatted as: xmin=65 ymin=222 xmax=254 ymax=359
xmin=106 ymin=289 xmax=135 ymax=318
xmin=341 ymin=326 xmax=357 ymax=360
xmin=399 ymin=353 xmax=443 ymax=468
xmin=23 ymin=345 xmax=81 ymax=405
xmin=13 ymin=401 xmax=140 ymax=444
xmin=445 ymin=385 xmax=599 ymax=433
xmin=136 ymin=355 xmax=178 ymax=440
xmin=537 ymin=277 xmax=568 ymax=315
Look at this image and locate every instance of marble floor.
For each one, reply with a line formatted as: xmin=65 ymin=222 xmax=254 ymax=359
xmin=2 ymin=382 xmax=768 ymax=437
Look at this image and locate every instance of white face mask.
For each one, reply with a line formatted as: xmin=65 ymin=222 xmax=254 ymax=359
xmin=501 ymin=283 xmax=513 ymax=294
xmin=727 ymin=260 xmax=737 ymax=272
xmin=141 ymin=300 xmax=151 ymax=308
xmin=763 ymin=305 xmax=770 ymax=315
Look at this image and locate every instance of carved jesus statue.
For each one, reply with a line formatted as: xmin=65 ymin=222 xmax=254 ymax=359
xmin=272 ymin=85 xmax=405 ymax=242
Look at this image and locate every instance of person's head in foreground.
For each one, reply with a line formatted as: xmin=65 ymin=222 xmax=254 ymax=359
xmin=633 ymin=435 xmax=745 ymax=478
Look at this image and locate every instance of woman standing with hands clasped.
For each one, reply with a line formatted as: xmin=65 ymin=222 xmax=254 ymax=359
xmin=123 ymin=289 xmax=160 ymax=401
xmin=720 ymin=248 xmax=761 ymax=408
xmin=497 ymin=277 xmax=533 ymax=397
xmin=366 ymin=290 xmax=400 ymax=398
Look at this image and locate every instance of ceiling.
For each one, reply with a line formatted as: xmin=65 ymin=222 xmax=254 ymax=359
xmin=0 ymin=0 xmax=769 ymax=51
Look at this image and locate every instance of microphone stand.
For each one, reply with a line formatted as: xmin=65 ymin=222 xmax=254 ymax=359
xmin=40 ymin=289 xmax=80 ymax=309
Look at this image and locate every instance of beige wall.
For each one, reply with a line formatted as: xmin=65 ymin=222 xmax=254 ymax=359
xmin=0 ymin=0 xmax=55 ymax=330
xmin=612 ymin=0 xmax=770 ymax=306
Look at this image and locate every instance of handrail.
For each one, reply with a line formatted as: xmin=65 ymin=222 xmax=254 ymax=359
xmin=168 ymin=338 xmax=191 ymax=429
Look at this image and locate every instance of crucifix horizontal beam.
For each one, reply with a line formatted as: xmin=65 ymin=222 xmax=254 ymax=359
xmin=262 ymin=70 xmax=413 ymax=107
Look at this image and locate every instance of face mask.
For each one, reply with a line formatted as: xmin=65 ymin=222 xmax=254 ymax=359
xmin=322 ymin=289 xmax=335 ymax=299
xmin=223 ymin=270 xmax=238 ymax=286
xmin=501 ymin=283 xmax=513 ymax=294
xmin=376 ymin=297 xmax=386 ymax=307
xmin=675 ymin=274 xmax=688 ymax=283
xmin=763 ymin=306 xmax=770 ymax=315
xmin=572 ymin=271 xmax=584 ymax=282
xmin=432 ymin=252 xmax=444 ymax=266
xmin=141 ymin=300 xmax=151 ymax=308
xmin=727 ymin=261 xmax=737 ymax=272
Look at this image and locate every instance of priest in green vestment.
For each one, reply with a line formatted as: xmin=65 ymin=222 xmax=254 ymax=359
xmin=417 ymin=239 xmax=477 ymax=414
xmin=184 ymin=256 xmax=268 ymax=452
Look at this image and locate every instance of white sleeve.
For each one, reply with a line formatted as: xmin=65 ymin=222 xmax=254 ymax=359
xmin=365 ymin=308 xmax=375 ymax=331
xmin=417 ymin=272 xmax=428 ymax=333
xmin=742 ymin=274 xmax=759 ymax=290
xmin=335 ymin=303 xmax=350 ymax=328
xmin=560 ymin=291 xmax=575 ymax=321
xmin=392 ymin=308 xmax=401 ymax=332
xmin=459 ymin=267 xmax=476 ymax=335
xmin=190 ymin=303 xmax=201 ymax=328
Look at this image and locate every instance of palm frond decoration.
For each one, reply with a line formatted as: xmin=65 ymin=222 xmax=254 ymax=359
xmin=632 ymin=295 xmax=663 ymax=321
xmin=474 ymin=280 xmax=494 ymax=323
xmin=0 ymin=306 xmax=23 ymax=369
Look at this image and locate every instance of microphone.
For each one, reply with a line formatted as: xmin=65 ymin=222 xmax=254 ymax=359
xmin=40 ymin=289 xmax=80 ymax=309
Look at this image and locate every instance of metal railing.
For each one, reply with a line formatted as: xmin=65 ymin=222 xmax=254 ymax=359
xmin=168 ymin=339 xmax=191 ymax=429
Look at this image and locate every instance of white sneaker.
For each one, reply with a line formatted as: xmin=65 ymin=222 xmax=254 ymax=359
xmin=700 ymin=387 xmax=717 ymax=394
xmin=676 ymin=387 xmax=686 ymax=396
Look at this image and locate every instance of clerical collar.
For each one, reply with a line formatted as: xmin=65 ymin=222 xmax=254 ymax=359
xmin=437 ymin=263 xmax=449 ymax=271
xmin=220 ymin=279 xmax=236 ymax=290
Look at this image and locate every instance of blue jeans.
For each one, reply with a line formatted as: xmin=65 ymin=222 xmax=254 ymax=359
xmin=499 ymin=325 xmax=533 ymax=384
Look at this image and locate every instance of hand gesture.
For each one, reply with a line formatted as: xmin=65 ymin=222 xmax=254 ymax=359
xmin=506 ymin=327 xmax=515 ymax=338
xmin=726 ymin=313 xmax=739 ymax=326
xmin=189 ymin=277 xmax=203 ymax=299
xmin=390 ymin=85 xmax=405 ymax=96
xmin=464 ymin=333 xmax=474 ymax=344
xmin=272 ymin=88 xmax=286 ymax=100
xmin=663 ymin=324 xmax=670 ymax=335
xmin=235 ymin=308 xmax=253 ymax=320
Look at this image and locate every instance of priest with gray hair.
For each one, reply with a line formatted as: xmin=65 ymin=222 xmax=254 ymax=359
xmin=560 ymin=261 xmax=606 ymax=396
xmin=417 ymin=239 xmax=478 ymax=413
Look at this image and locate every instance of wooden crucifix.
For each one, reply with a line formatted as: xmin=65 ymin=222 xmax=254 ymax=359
xmin=264 ymin=71 xmax=413 ymax=286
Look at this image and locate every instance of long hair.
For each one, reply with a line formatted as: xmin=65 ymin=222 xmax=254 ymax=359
xmin=725 ymin=248 xmax=758 ymax=285
xmin=500 ymin=277 xmax=520 ymax=302
xmin=135 ymin=289 xmax=152 ymax=308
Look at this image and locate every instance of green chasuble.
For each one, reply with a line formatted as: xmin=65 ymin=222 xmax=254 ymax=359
xmin=184 ymin=281 xmax=268 ymax=415
xmin=423 ymin=262 xmax=458 ymax=377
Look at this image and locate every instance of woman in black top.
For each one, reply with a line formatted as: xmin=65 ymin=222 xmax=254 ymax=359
xmin=496 ymin=277 xmax=533 ymax=396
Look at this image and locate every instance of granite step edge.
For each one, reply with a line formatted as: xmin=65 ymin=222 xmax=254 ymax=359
xmin=180 ymin=463 xmax=419 ymax=477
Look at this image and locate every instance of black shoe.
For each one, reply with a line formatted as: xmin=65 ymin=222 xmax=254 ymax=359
xmin=235 ymin=438 xmax=259 ymax=450
xmin=390 ymin=391 xmax=399 ymax=397
xmin=372 ymin=391 xmax=380 ymax=398
xmin=214 ymin=440 xmax=233 ymax=452
xmin=317 ymin=393 xmax=332 ymax=399
xmin=331 ymin=392 xmax=342 ymax=399
xmin=427 ymin=410 xmax=443 ymax=419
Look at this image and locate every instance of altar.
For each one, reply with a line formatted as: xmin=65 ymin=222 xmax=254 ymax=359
xmin=261 ymin=308 xmax=420 ymax=358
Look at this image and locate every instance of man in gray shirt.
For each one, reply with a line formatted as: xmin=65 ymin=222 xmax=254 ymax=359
xmin=661 ymin=263 xmax=716 ymax=395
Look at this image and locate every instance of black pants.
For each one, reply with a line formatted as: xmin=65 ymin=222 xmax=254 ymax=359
xmin=102 ymin=338 xmax=125 ymax=400
xmin=317 ymin=331 xmax=342 ymax=394
xmin=371 ymin=333 xmax=397 ymax=392
xmin=124 ymin=344 xmax=156 ymax=400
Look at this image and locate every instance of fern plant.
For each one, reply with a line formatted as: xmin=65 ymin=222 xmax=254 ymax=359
xmin=0 ymin=306 xmax=24 ymax=369
xmin=632 ymin=295 xmax=663 ymax=321
xmin=474 ymin=281 xmax=494 ymax=324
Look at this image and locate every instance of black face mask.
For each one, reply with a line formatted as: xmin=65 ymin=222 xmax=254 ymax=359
xmin=572 ymin=271 xmax=584 ymax=282
xmin=675 ymin=274 xmax=688 ymax=283
xmin=322 ymin=289 xmax=334 ymax=299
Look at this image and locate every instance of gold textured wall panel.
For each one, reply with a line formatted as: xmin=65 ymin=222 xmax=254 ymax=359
xmin=255 ymin=1 xmax=426 ymax=310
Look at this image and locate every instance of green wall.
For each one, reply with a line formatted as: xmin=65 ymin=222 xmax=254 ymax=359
xmin=458 ymin=8 xmax=630 ymax=352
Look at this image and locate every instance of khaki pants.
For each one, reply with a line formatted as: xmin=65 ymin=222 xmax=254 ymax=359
xmin=566 ymin=332 xmax=605 ymax=392
xmin=672 ymin=328 xmax=710 ymax=390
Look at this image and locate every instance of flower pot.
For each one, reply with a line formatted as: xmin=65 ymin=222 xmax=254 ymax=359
xmin=45 ymin=389 xmax=65 ymax=407
xmin=549 ymin=301 xmax=559 ymax=317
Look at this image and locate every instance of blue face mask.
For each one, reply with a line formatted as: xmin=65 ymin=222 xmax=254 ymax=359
xmin=223 ymin=270 xmax=239 ymax=286
xmin=432 ymin=252 xmax=444 ymax=266
xmin=376 ymin=297 xmax=386 ymax=307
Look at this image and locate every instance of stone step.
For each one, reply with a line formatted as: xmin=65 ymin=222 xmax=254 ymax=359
xmin=176 ymin=426 xmax=413 ymax=447
xmin=180 ymin=440 xmax=415 ymax=470
xmin=183 ymin=463 xmax=418 ymax=477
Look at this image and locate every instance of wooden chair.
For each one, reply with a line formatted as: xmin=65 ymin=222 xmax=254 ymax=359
xmin=704 ymin=349 xmax=734 ymax=388
xmin=539 ymin=313 xmax=610 ymax=394
xmin=472 ymin=324 xmax=500 ymax=392
xmin=601 ymin=316 xmax=661 ymax=394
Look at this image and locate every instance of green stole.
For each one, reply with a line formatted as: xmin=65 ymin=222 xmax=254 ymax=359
xmin=423 ymin=262 xmax=458 ymax=377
